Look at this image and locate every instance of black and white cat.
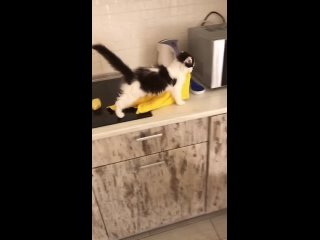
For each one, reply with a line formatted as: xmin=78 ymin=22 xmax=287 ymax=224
xmin=92 ymin=44 xmax=195 ymax=118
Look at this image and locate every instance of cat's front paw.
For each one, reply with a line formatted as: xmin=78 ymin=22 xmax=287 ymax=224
xmin=176 ymin=100 xmax=186 ymax=105
xmin=116 ymin=110 xmax=125 ymax=118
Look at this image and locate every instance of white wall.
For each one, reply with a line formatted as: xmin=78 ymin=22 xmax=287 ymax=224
xmin=92 ymin=0 xmax=227 ymax=76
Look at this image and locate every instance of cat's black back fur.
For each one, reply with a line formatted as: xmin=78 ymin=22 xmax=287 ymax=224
xmin=135 ymin=66 xmax=176 ymax=94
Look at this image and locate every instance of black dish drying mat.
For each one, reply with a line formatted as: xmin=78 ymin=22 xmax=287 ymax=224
xmin=92 ymin=78 xmax=152 ymax=128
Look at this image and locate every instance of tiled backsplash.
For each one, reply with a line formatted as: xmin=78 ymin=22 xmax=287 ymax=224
xmin=92 ymin=0 xmax=227 ymax=76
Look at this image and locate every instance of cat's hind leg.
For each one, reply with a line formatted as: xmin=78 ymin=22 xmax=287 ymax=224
xmin=115 ymin=82 xmax=145 ymax=118
xmin=115 ymin=94 xmax=132 ymax=118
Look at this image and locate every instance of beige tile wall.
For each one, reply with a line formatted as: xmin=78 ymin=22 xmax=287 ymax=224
xmin=92 ymin=0 xmax=227 ymax=76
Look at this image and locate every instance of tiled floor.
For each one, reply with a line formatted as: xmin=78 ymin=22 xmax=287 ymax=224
xmin=123 ymin=209 xmax=227 ymax=240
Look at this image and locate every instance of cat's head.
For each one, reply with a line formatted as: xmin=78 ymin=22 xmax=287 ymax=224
xmin=176 ymin=51 xmax=195 ymax=73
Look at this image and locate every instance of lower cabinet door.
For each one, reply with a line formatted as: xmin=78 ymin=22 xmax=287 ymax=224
xmin=206 ymin=114 xmax=227 ymax=212
xmin=93 ymin=191 xmax=109 ymax=240
xmin=92 ymin=142 xmax=207 ymax=240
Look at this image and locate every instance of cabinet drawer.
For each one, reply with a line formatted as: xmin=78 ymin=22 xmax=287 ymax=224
xmin=92 ymin=142 xmax=207 ymax=240
xmin=92 ymin=118 xmax=208 ymax=167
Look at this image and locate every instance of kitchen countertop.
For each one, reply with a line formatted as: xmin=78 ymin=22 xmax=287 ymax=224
xmin=92 ymin=86 xmax=227 ymax=140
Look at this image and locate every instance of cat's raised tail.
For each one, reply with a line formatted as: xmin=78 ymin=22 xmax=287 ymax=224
xmin=92 ymin=44 xmax=134 ymax=84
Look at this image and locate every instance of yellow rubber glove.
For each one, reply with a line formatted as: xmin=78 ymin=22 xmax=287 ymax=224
xmin=108 ymin=72 xmax=191 ymax=114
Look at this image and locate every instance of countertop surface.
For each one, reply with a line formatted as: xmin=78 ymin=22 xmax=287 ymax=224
xmin=92 ymin=86 xmax=227 ymax=140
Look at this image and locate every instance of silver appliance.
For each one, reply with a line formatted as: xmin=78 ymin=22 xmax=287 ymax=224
xmin=188 ymin=23 xmax=227 ymax=89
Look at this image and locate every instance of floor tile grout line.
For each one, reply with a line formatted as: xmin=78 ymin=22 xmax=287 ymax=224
xmin=137 ymin=219 xmax=211 ymax=240
xmin=209 ymin=217 xmax=223 ymax=240
xmin=131 ymin=218 xmax=221 ymax=240
xmin=121 ymin=211 xmax=226 ymax=240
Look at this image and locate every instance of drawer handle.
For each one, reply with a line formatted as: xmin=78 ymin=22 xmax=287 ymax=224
xmin=136 ymin=133 xmax=163 ymax=142
xmin=139 ymin=161 xmax=165 ymax=169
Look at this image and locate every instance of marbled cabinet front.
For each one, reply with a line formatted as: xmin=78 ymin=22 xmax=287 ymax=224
xmin=92 ymin=114 xmax=227 ymax=240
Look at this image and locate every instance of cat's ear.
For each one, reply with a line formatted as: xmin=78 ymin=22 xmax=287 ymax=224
xmin=184 ymin=57 xmax=193 ymax=65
